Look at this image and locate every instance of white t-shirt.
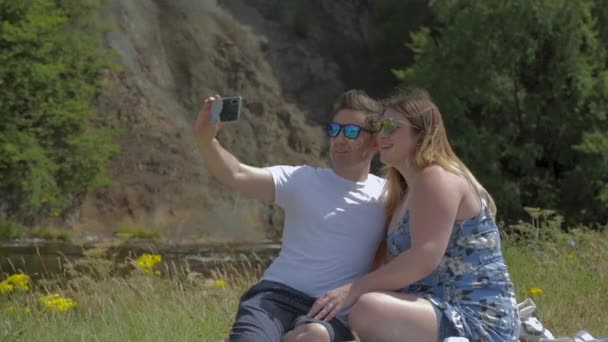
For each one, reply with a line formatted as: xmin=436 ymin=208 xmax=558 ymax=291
xmin=263 ymin=165 xmax=386 ymax=298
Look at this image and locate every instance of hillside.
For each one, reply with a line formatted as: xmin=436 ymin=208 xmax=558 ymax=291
xmin=64 ymin=0 xmax=378 ymax=241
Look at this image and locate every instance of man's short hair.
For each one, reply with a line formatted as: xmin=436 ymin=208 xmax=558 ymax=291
xmin=332 ymin=90 xmax=383 ymax=131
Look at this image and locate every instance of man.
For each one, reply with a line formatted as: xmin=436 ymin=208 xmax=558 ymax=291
xmin=194 ymin=90 xmax=386 ymax=342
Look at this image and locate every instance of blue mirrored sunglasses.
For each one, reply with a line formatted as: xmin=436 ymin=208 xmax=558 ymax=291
xmin=326 ymin=122 xmax=372 ymax=140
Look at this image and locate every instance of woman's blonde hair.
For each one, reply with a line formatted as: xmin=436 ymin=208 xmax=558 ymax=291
xmin=382 ymin=88 xmax=496 ymax=219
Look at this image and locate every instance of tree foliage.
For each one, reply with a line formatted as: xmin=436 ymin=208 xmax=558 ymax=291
xmin=394 ymin=0 xmax=608 ymax=224
xmin=0 ymin=0 xmax=118 ymax=222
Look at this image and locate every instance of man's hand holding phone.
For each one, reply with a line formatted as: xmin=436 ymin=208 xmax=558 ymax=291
xmin=194 ymin=95 xmax=242 ymax=143
xmin=194 ymin=94 xmax=222 ymax=143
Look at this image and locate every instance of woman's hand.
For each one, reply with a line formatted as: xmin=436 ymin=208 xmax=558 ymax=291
xmin=307 ymin=283 xmax=360 ymax=322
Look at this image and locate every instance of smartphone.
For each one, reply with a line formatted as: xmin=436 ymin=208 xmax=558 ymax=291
xmin=210 ymin=96 xmax=242 ymax=123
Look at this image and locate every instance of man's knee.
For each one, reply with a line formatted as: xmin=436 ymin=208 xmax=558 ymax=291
xmin=282 ymin=323 xmax=331 ymax=342
xmin=229 ymin=294 xmax=286 ymax=342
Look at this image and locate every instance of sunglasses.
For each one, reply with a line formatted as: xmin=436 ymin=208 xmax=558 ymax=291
xmin=380 ymin=117 xmax=418 ymax=135
xmin=326 ymin=122 xmax=372 ymax=140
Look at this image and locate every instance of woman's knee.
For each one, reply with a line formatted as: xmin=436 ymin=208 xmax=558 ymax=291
xmin=349 ymin=292 xmax=440 ymax=342
xmin=348 ymin=292 xmax=390 ymax=329
xmin=282 ymin=323 xmax=331 ymax=342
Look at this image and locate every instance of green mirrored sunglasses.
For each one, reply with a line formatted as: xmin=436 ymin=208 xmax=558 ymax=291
xmin=380 ymin=117 xmax=418 ymax=135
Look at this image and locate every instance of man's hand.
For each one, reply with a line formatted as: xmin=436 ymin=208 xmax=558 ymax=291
xmin=192 ymin=94 xmax=276 ymax=203
xmin=194 ymin=94 xmax=222 ymax=143
xmin=307 ymin=283 xmax=360 ymax=322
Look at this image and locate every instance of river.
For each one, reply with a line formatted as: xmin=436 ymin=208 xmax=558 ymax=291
xmin=0 ymin=238 xmax=280 ymax=278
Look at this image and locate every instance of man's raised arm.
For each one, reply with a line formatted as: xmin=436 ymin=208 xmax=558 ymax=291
xmin=193 ymin=95 xmax=275 ymax=203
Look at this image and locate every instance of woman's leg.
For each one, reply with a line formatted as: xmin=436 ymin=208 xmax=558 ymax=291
xmin=348 ymin=292 xmax=439 ymax=342
xmin=283 ymin=315 xmax=353 ymax=342
xmin=282 ymin=323 xmax=331 ymax=342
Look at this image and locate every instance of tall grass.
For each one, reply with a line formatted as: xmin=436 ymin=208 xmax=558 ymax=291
xmin=2 ymin=277 xmax=239 ymax=341
xmin=503 ymin=210 xmax=608 ymax=336
xmin=1 ymin=247 xmax=260 ymax=342
xmin=1 ymin=213 xmax=607 ymax=341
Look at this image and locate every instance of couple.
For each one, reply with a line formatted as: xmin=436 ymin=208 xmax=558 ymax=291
xmin=194 ymin=89 xmax=520 ymax=342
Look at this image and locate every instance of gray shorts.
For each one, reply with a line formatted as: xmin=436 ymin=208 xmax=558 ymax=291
xmin=229 ymin=280 xmax=354 ymax=342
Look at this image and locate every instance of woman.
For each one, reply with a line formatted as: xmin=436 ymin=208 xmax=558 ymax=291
xmin=307 ymin=89 xmax=520 ymax=342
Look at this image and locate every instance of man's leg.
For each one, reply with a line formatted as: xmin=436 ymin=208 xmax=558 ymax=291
xmin=228 ymin=281 xmax=297 ymax=342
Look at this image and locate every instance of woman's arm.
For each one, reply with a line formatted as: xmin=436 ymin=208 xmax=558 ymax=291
xmin=371 ymin=240 xmax=387 ymax=271
xmin=352 ymin=166 xmax=461 ymax=295
xmin=308 ymin=166 xmax=462 ymax=321
xmin=370 ymin=219 xmax=390 ymax=271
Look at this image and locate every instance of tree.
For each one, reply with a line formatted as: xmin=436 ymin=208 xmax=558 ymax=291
xmin=394 ymin=0 xmax=608 ymax=224
xmin=0 ymin=0 xmax=118 ymax=223
xmin=368 ymin=0 xmax=433 ymax=95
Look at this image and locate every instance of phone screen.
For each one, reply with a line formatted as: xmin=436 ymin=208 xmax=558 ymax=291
xmin=210 ymin=97 xmax=241 ymax=123
xmin=220 ymin=97 xmax=241 ymax=122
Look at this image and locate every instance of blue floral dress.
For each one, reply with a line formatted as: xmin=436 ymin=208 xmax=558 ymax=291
xmin=386 ymin=195 xmax=520 ymax=341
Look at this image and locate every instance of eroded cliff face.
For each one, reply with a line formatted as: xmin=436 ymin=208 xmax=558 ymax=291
xmin=64 ymin=0 xmax=375 ymax=241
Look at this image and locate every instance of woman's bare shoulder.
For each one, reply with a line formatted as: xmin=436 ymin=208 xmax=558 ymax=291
xmin=418 ymin=165 xmax=463 ymax=188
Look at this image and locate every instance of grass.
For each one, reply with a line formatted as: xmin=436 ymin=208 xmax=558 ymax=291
xmin=115 ymin=226 xmax=161 ymax=239
xmin=30 ymin=227 xmax=72 ymax=241
xmin=1 ymin=219 xmax=607 ymax=341
xmin=0 ymin=223 xmax=160 ymax=241
xmin=505 ymin=228 xmax=608 ymax=336
xmin=0 ymin=222 xmax=72 ymax=241
xmin=1 ymin=278 xmax=245 ymax=341
xmin=1 ymin=253 xmax=259 ymax=342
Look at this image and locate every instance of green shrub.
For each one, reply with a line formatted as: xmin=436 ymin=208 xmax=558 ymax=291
xmin=0 ymin=221 xmax=26 ymax=240
xmin=0 ymin=0 xmax=119 ymax=222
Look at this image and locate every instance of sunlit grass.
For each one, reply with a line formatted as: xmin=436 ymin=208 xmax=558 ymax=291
xmin=0 ymin=223 xmax=71 ymax=241
xmin=1 ymin=277 xmax=246 ymax=341
xmin=1 ymin=224 xmax=606 ymax=341
xmin=30 ymin=227 xmax=72 ymax=241
xmin=0 ymin=250 xmax=260 ymax=342
xmin=115 ymin=226 xmax=161 ymax=239
xmin=505 ymin=228 xmax=608 ymax=337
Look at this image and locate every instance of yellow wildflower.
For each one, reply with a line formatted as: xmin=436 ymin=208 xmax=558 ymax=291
xmin=5 ymin=305 xmax=16 ymax=312
xmin=567 ymin=251 xmax=576 ymax=259
xmin=24 ymin=307 xmax=31 ymax=313
xmin=213 ymin=279 xmax=227 ymax=289
xmin=7 ymin=273 xmax=30 ymax=291
xmin=154 ymin=270 xmax=161 ymax=276
xmin=0 ymin=281 xmax=14 ymax=294
xmin=136 ymin=253 xmax=162 ymax=274
xmin=39 ymin=293 xmax=78 ymax=312
xmin=527 ymin=287 xmax=544 ymax=296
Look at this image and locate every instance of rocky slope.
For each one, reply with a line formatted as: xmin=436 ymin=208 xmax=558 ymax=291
xmin=67 ymin=0 xmax=377 ymax=242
